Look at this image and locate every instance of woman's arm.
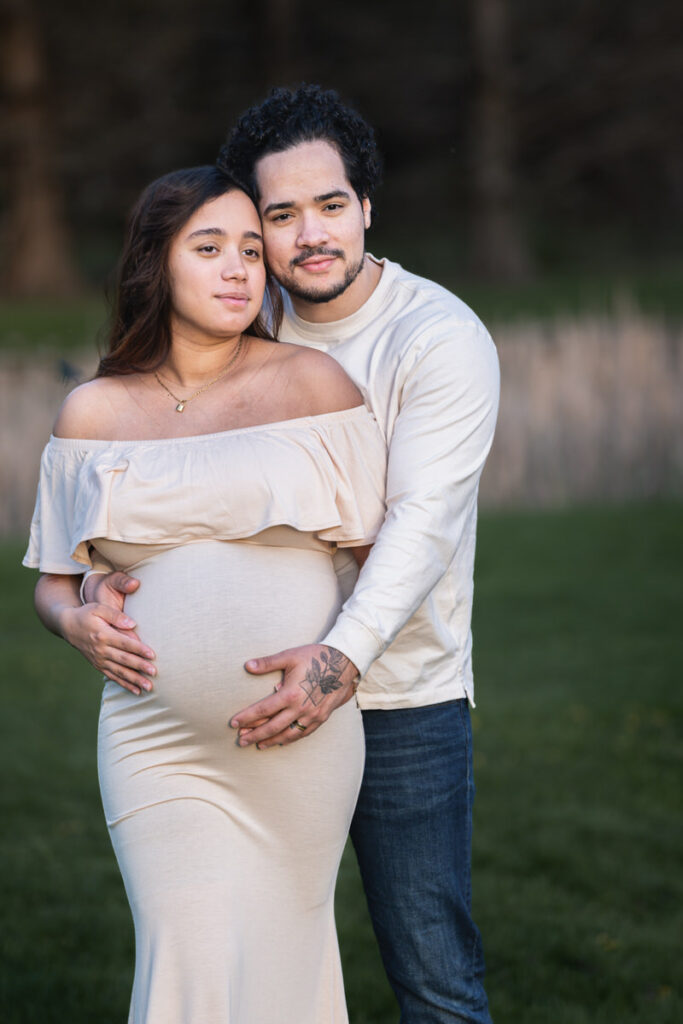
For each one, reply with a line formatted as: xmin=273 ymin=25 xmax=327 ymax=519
xmin=34 ymin=573 xmax=156 ymax=696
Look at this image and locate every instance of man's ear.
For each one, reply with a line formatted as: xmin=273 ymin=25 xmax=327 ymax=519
xmin=362 ymin=197 xmax=372 ymax=229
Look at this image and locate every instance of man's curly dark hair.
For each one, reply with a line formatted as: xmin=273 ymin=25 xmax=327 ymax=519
xmin=217 ymin=84 xmax=382 ymax=207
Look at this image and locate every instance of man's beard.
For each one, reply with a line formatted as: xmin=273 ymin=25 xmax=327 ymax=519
xmin=275 ymin=248 xmax=366 ymax=305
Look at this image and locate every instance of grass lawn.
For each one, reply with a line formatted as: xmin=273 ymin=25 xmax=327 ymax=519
xmin=0 ymin=299 xmax=106 ymax=356
xmin=1 ymin=505 xmax=681 ymax=1023
xmin=1 ymin=264 xmax=682 ymax=360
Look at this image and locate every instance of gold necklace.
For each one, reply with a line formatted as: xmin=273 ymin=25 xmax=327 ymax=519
xmin=155 ymin=336 xmax=245 ymax=412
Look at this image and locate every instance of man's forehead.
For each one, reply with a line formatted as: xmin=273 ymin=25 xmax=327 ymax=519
xmin=255 ymin=140 xmax=351 ymax=199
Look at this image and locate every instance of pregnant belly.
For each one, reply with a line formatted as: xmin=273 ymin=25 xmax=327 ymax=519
xmin=103 ymin=539 xmax=344 ymax=736
xmin=96 ymin=536 xmax=364 ymax=890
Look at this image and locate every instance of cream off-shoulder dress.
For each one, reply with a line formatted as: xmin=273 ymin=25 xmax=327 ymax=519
xmin=24 ymin=405 xmax=387 ymax=1024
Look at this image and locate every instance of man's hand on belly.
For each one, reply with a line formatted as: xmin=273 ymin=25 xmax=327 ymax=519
xmin=230 ymin=645 xmax=359 ymax=748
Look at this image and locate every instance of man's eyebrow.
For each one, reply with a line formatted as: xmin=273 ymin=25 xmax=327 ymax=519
xmin=262 ymin=190 xmax=351 ymax=217
xmin=262 ymin=201 xmax=295 ymax=217
xmin=314 ymin=190 xmax=351 ymax=203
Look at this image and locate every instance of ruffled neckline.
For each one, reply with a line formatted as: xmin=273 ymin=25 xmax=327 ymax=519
xmin=24 ymin=403 xmax=387 ymax=574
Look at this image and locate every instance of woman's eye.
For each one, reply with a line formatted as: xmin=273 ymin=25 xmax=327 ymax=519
xmin=243 ymin=248 xmax=261 ymax=259
xmin=198 ymin=244 xmax=218 ymax=254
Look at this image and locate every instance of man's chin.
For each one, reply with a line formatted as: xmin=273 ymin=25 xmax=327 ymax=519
xmin=277 ymin=256 xmax=366 ymax=306
xmin=284 ymin=281 xmax=351 ymax=305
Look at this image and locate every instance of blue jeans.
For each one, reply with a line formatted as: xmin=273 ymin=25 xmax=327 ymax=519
xmin=350 ymin=699 xmax=492 ymax=1024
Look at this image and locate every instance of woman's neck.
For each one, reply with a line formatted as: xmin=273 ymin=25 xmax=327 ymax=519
xmin=159 ymin=332 xmax=245 ymax=389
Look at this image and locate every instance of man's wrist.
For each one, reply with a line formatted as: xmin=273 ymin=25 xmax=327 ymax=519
xmin=322 ymin=623 xmax=375 ymax=679
xmin=331 ymin=648 xmax=360 ymax=691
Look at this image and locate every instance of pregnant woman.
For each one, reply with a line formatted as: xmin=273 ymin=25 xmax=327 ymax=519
xmin=23 ymin=166 xmax=386 ymax=1024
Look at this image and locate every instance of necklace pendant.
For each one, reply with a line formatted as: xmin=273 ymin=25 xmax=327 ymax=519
xmin=175 ymin=402 xmax=185 ymax=412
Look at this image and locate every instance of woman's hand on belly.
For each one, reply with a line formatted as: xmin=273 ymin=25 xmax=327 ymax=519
xmin=230 ymin=644 xmax=359 ymax=749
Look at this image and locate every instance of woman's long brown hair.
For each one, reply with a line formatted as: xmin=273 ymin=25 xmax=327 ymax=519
xmin=97 ymin=166 xmax=282 ymax=378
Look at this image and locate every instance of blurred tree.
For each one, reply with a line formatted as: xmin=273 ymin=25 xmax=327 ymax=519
xmin=0 ymin=0 xmax=681 ymax=288
xmin=0 ymin=0 xmax=82 ymax=295
xmin=469 ymin=0 xmax=532 ymax=281
xmin=261 ymin=0 xmax=300 ymax=87
xmin=514 ymin=0 xmax=683 ymax=260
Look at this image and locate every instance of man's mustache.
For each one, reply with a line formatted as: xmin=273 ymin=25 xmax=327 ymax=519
xmin=290 ymin=247 xmax=345 ymax=268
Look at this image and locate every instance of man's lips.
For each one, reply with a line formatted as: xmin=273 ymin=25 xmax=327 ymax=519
xmin=291 ymin=249 xmax=344 ymax=274
xmin=296 ymin=256 xmax=338 ymax=273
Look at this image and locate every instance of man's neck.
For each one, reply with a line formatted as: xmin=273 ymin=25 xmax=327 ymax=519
xmin=289 ymin=255 xmax=383 ymax=324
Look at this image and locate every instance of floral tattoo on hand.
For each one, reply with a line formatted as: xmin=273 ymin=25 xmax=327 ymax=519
xmin=299 ymin=647 xmax=347 ymax=706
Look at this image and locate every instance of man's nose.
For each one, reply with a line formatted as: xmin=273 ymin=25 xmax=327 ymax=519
xmin=297 ymin=212 xmax=329 ymax=249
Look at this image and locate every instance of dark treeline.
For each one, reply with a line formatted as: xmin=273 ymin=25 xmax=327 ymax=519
xmin=1 ymin=0 xmax=682 ymax=294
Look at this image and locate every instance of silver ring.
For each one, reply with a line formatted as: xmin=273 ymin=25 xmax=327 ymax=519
xmin=290 ymin=720 xmax=306 ymax=732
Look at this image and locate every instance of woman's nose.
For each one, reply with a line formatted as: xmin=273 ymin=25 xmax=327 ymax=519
xmin=221 ymin=254 xmax=248 ymax=280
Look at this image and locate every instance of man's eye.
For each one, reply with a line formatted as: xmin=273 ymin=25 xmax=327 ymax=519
xmin=324 ymin=203 xmax=343 ymax=212
xmin=272 ymin=212 xmax=292 ymax=223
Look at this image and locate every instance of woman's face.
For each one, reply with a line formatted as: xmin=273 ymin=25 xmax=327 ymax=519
xmin=167 ymin=189 xmax=266 ymax=344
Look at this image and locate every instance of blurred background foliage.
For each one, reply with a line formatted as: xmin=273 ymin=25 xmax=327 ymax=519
xmin=2 ymin=0 xmax=682 ymax=527
xmin=1 ymin=4 xmax=682 ymax=1023
xmin=1 ymin=0 xmax=682 ymax=294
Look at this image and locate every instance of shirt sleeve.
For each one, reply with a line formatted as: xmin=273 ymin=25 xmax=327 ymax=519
xmin=322 ymin=320 xmax=500 ymax=676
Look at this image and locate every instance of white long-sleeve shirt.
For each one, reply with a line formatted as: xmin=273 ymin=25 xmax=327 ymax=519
xmin=279 ymin=256 xmax=500 ymax=710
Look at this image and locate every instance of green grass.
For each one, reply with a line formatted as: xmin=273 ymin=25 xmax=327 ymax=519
xmin=1 ymin=505 xmax=681 ymax=1022
xmin=372 ymin=233 xmax=683 ymax=324
xmin=457 ymin=264 xmax=683 ymax=326
xmin=0 ymin=299 xmax=106 ymax=357
xmin=2 ymin=262 xmax=682 ymax=360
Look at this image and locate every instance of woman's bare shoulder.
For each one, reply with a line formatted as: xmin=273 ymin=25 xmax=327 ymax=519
xmin=272 ymin=342 xmax=363 ymax=413
xmin=52 ymin=377 xmax=125 ymax=439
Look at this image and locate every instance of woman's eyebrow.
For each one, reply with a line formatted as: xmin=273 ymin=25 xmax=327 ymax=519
xmin=186 ymin=227 xmax=225 ymax=239
xmin=185 ymin=228 xmax=263 ymax=242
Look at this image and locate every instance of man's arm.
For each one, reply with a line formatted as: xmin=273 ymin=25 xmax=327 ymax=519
xmin=323 ymin=321 xmax=499 ymax=669
xmin=34 ymin=572 xmax=156 ymax=695
xmin=232 ymin=321 xmax=500 ymax=747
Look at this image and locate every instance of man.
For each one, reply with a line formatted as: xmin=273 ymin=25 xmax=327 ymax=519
xmin=222 ymin=85 xmax=499 ymax=1024
xmin=48 ymin=86 xmax=499 ymax=1022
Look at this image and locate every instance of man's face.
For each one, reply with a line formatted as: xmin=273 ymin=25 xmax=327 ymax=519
xmin=254 ymin=140 xmax=371 ymax=309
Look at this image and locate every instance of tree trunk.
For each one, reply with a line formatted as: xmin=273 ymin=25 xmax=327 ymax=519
xmin=1 ymin=0 xmax=82 ymax=296
xmin=261 ymin=0 xmax=300 ymax=88
xmin=469 ymin=0 xmax=532 ymax=281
